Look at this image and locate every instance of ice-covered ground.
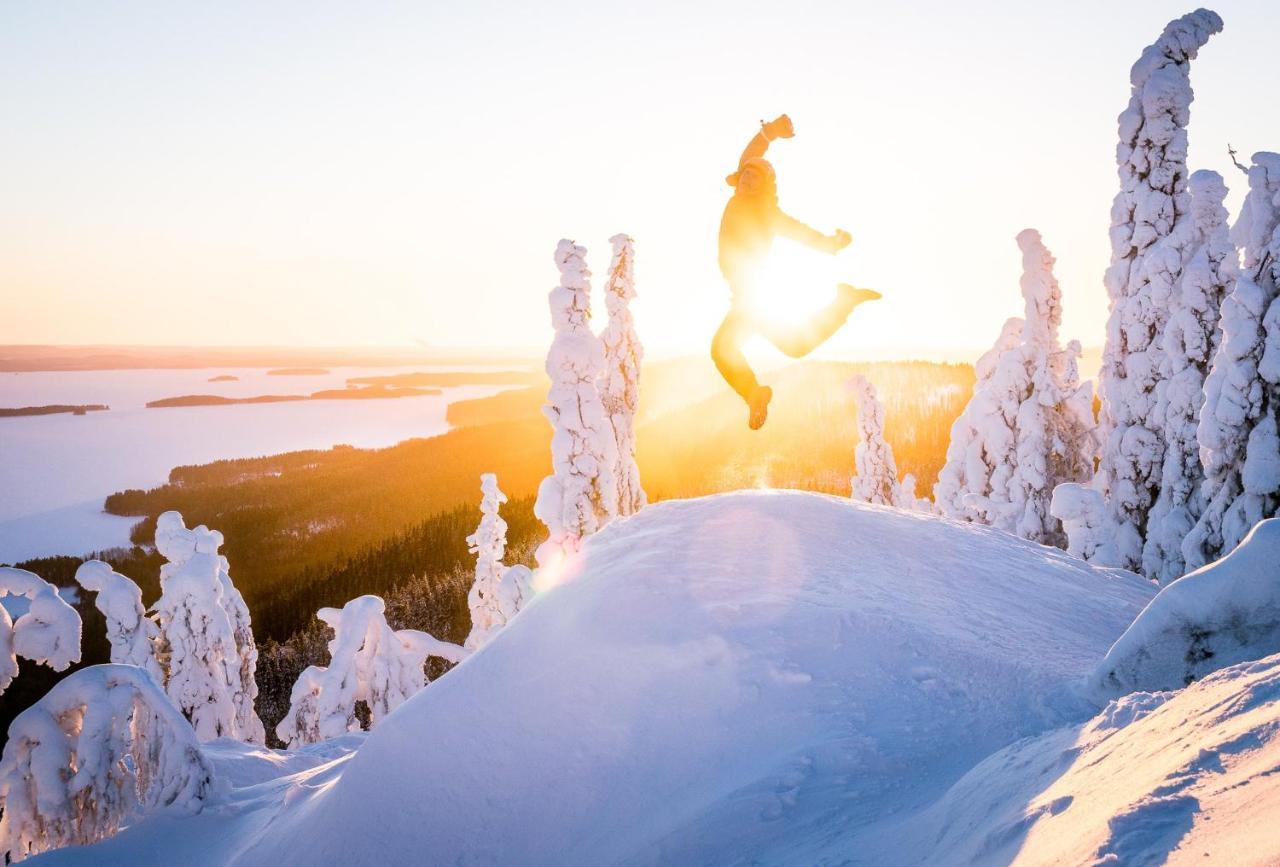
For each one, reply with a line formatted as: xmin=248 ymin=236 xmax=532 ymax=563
xmin=0 ymin=367 xmax=515 ymax=562
xmin=37 ymin=490 xmax=1186 ymax=865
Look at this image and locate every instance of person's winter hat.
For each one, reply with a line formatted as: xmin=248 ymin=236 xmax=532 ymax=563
xmin=726 ymin=157 xmax=776 ymax=189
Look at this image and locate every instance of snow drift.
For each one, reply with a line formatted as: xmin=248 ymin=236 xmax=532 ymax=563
xmin=44 ymin=491 xmax=1156 ymax=865
xmin=1092 ymin=517 xmax=1280 ymax=697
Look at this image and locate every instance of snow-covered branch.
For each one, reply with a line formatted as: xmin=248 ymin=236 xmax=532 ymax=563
xmin=74 ymin=560 xmax=162 ymax=681
xmin=0 ymin=567 xmax=81 ymax=696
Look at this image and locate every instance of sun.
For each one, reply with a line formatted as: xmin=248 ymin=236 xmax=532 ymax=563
xmin=743 ymin=242 xmax=843 ymax=328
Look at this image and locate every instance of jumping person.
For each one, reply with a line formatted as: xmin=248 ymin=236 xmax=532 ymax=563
xmin=713 ymin=114 xmax=880 ymax=429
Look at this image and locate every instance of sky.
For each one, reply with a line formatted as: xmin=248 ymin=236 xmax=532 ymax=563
xmin=2 ymin=0 xmax=1279 ymax=361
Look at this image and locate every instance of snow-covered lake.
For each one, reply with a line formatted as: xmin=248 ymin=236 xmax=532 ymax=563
xmin=0 ymin=366 xmax=517 ymax=563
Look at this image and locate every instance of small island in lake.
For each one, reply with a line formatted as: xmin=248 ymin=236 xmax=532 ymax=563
xmin=208 ymin=374 xmax=240 ymax=382
xmin=0 ymin=404 xmax=110 ymax=418
xmin=266 ymin=367 xmax=330 ymax=376
xmin=147 ymin=385 xmax=440 ymax=409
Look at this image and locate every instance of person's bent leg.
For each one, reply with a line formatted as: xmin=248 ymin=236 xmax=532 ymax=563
xmin=762 ymin=284 xmax=880 ymax=358
xmin=711 ymin=311 xmax=759 ymax=403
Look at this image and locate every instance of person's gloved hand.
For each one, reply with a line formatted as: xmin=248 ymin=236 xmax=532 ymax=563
xmin=829 ymin=229 xmax=852 ymax=252
xmin=764 ymin=114 xmax=794 ymax=139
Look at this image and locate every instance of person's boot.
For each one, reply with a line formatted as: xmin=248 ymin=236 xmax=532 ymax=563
xmin=837 ymin=284 xmax=882 ymax=315
xmin=748 ymin=385 xmax=773 ymax=430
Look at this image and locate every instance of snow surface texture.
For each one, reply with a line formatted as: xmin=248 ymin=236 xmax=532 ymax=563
xmin=1184 ymin=153 xmax=1280 ymax=573
xmin=0 ymin=664 xmax=216 ymax=862
xmin=1096 ymin=8 xmax=1223 ymax=571
xmin=1142 ymin=170 xmax=1238 ymax=583
xmin=935 ymin=230 xmax=1094 ymax=547
xmin=51 ymin=492 xmax=1160 ymax=865
xmin=74 ymin=560 xmax=163 ymax=682
xmin=275 ymin=594 xmax=466 ymax=748
xmin=599 ymin=233 xmax=647 ymax=517
xmin=0 ymin=566 xmax=81 ymax=696
xmin=916 ymin=652 xmax=1280 ymax=865
xmin=534 ymin=239 xmax=620 ymax=573
xmin=1092 ymin=517 xmax=1280 ymax=698
xmin=154 ymin=512 xmax=264 ymax=743
xmin=848 ymin=375 xmax=922 ymax=510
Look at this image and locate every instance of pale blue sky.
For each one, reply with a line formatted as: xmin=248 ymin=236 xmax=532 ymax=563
xmin=2 ymin=1 xmax=1278 ymax=359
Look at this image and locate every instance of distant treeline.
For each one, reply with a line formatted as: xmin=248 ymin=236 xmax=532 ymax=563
xmin=0 ymin=404 xmax=109 ymax=417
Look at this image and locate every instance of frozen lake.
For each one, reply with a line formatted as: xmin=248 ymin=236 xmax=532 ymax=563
xmin=0 ymin=366 xmax=518 ymax=563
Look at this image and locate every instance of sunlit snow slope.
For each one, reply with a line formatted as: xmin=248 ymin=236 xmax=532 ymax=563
xmin=42 ymin=491 xmax=1159 ymax=865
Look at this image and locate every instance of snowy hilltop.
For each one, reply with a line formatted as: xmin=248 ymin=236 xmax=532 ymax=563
xmin=34 ymin=491 xmax=1165 ymax=865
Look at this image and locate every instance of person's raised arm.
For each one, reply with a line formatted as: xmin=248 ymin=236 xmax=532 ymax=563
xmin=776 ymin=210 xmax=852 ymax=254
xmin=736 ymin=114 xmax=794 ymax=168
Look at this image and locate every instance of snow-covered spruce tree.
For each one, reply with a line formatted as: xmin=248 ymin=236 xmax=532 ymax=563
xmin=153 ymin=512 xmax=262 ymax=742
xmin=466 ymin=473 xmax=511 ymax=650
xmin=0 ymin=567 xmax=81 ymax=696
xmin=1141 ymin=170 xmax=1238 ymax=582
xmin=1183 ymin=153 xmax=1280 ymax=570
xmin=534 ymin=240 xmax=619 ymax=572
xmin=74 ymin=560 xmax=162 ymax=682
xmin=276 ymin=595 xmax=467 ymax=748
xmin=1095 ymin=8 xmax=1223 ymax=569
xmin=849 ymin=375 xmax=912 ymax=508
xmin=0 ymin=664 xmax=215 ymax=862
xmin=599 ymin=233 xmax=646 ymax=516
xmin=935 ymin=230 xmax=1094 ymax=546
xmin=934 ymin=317 xmax=1025 ymax=519
xmin=212 ymin=546 xmax=265 ymax=744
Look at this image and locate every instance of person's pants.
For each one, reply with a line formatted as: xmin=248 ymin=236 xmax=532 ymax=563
xmin=711 ymin=291 xmax=855 ymax=403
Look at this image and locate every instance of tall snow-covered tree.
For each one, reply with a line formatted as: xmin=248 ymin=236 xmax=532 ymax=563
xmin=934 ymin=317 xmax=1025 ymax=518
xmin=0 ymin=664 xmax=215 ymax=862
xmin=465 ymin=473 xmax=521 ymax=650
xmin=534 ymin=239 xmax=619 ymax=572
xmin=74 ymin=560 xmax=162 ymax=681
xmin=935 ymin=230 xmax=1094 ymax=546
xmin=849 ymin=375 xmax=914 ymax=508
xmin=1095 ymin=9 xmax=1223 ymax=569
xmin=0 ymin=567 xmax=81 ymax=696
xmin=1183 ymin=152 xmax=1280 ymax=570
xmin=276 ymin=595 xmax=466 ymax=748
xmin=1141 ymin=170 xmax=1238 ymax=582
xmin=212 ymin=547 xmax=265 ymax=744
xmin=153 ymin=512 xmax=263 ymax=743
xmin=599 ymin=233 xmax=646 ymax=516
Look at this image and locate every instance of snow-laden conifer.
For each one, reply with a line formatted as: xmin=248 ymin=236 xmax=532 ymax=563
xmin=1096 ymin=9 xmax=1223 ymax=569
xmin=849 ymin=375 xmax=905 ymax=507
xmin=1141 ymin=170 xmax=1237 ymax=582
xmin=0 ymin=567 xmax=81 ymax=696
xmin=935 ymin=230 xmax=1094 ymax=545
xmin=1184 ymin=153 xmax=1280 ymax=570
xmin=74 ymin=560 xmax=162 ymax=681
xmin=534 ymin=240 xmax=619 ymax=572
xmin=276 ymin=595 xmax=466 ymax=747
xmin=465 ymin=474 xmax=525 ymax=650
xmin=153 ymin=512 xmax=262 ymax=742
xmin=0 ymin=664 xmax=215 ymax=862
xmin=599 ymin=233 xmax=646 ymax=516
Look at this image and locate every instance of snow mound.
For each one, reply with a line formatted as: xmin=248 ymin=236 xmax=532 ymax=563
xmin=1091 ymin=518 xmax=1280 ymax=697
xmin=50 ymin=491 xmax=1155 ymax=865
xmin=916 ymin=652 xmax=1280 ymax=865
